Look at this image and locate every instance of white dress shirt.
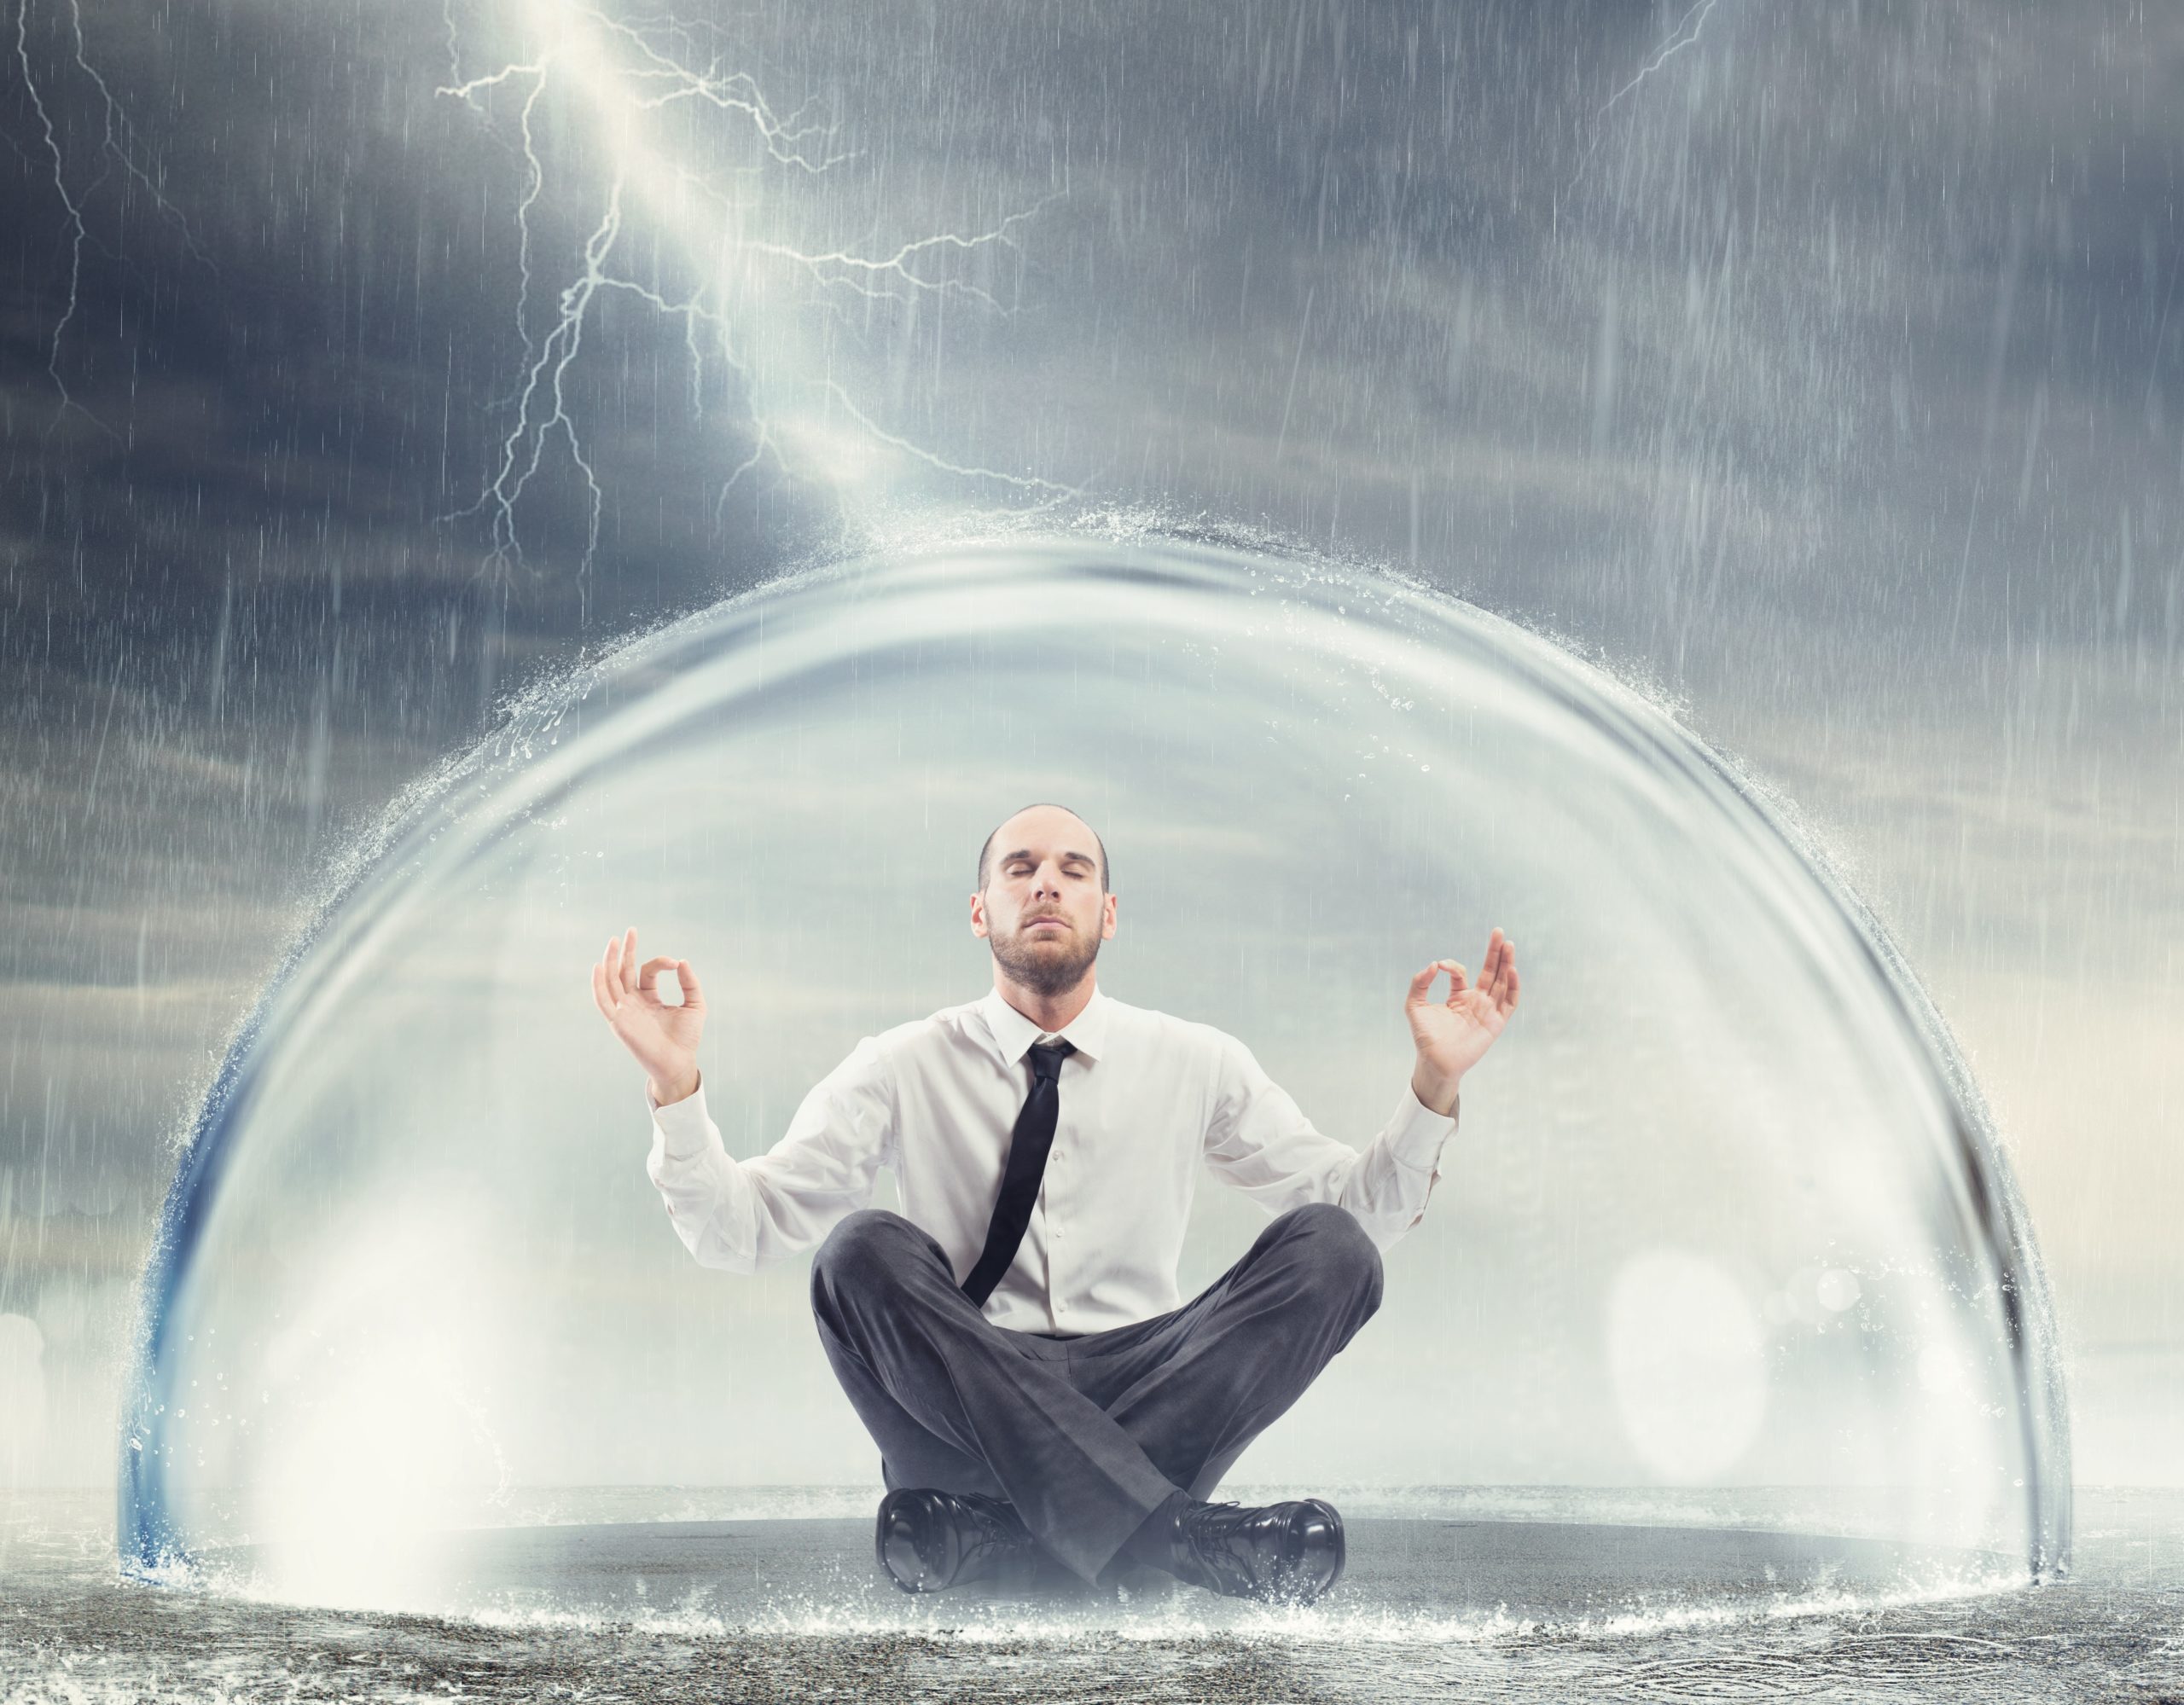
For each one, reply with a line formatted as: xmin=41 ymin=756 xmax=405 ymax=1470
xmin=646 ymin=983 xmax=1458 ymax=1335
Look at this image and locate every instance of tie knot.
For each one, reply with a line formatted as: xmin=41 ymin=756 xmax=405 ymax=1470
xmin=1026 ymin=1039 xmax=1074 ymax=1084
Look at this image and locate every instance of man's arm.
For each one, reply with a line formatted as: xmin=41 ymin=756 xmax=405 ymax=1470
xmin=646 ymin=1038 xmax=895 ymax=1273
xmin=591 ymin=925 xmax=893 ymax=1272
xmin=1200 ymin=1036 xmax=1457 ymax=1250
xmin=1200 ymin=930 xmax=1519 ymax=1249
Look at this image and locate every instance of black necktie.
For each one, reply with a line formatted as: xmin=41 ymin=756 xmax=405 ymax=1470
xmin=961 ymin=1039 xmax=1075 ymax=1307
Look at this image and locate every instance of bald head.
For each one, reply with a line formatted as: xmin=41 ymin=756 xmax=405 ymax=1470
xmin=977 ymin=803 xmax=1109 ymax=897
xmin=972 ymin=803 xmax=1115 ymax=1002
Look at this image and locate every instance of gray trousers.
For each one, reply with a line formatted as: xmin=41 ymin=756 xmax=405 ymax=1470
xmin=808 ymin=1199 xmax=1385 ymax=1586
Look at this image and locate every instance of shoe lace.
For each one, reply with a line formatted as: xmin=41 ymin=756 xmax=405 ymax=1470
xmin=1182 ymin=1499 xmax=1242 ymax=1533
xmin=955 ymin=1493 xmax=1035 ymax=1574
xmin=1176 ymin=1500 xmax=1263 ymax=1598
xmin=1176 ymin=1499 xmax=1327 ymax=1604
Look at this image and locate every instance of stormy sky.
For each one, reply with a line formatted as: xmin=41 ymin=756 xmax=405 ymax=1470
xmin=2 ymin=0 xmax=2179 ymax=1486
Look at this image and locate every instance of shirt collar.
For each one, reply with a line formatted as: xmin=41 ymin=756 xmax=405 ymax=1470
xmin=979 ymin=983 xmax=1109 ymax=1065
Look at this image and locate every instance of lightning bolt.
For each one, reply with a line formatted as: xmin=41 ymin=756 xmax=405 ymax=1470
xmin=58 ymin=0 xmax=215 ymax=271
xmin=820 ymin=382 xmax=1080 ymax=502
xmin=11 ymin=1 xmax=97 ymax=438
xmin=1566 ymin=0 xmax=1725 ymax=202
xmin=10 ymin=0 xmax=216 ymax=440
xmin=437 ymin=1 xmax=1081 ymax=614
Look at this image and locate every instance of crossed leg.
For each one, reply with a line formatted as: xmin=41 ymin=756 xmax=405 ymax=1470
xmin=808 ymin=1201 xmax=1383 ymax=1584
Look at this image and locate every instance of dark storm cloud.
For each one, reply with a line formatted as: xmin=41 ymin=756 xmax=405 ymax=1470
xmin=3 ymin=1 xmax=856 ymax=1186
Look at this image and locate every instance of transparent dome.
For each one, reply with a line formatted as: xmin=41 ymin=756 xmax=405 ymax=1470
xmin=121 ymin=533 xmax=2068 ymax=1611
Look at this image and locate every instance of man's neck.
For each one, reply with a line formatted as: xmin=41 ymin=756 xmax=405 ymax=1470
xmin=995 ymin=974 xmax=1095 ymax=1034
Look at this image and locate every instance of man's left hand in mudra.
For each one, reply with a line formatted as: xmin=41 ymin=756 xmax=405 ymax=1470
xmin=590 ymin=802 xmax=1520 ymax=1606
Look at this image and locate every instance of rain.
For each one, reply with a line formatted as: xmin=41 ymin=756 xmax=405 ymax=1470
xmin=3 ymin=3 xmax=2179 ymax=1700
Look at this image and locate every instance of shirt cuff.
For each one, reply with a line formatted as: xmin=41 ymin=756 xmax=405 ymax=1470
xmin=1388 ymin=1081 xmax=1458 ymax=1173
xmin=647 ymin=1070 xmax=719 ymax=1161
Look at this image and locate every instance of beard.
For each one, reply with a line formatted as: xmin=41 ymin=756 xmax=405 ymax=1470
xmin=990 ymin=918 xmax=1102 ymax=998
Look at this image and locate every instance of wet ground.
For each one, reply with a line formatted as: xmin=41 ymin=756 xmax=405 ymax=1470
xmin=6 ymin=1489 xmax=2181 ymax=1702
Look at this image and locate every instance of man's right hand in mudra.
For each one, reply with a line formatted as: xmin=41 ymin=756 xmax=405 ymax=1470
xmin=590 ymin=926 xmax=706 ymax=1109
xmin=588 ymin=803 xmax=1519 ymax=1607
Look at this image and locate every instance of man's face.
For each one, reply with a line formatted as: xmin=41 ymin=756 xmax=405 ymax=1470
xmin=970 ymin=808 xmax=1117 ymax=999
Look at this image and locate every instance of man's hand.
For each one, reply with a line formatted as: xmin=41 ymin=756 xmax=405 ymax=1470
xmin=590 ymin=926 xmax=706 ymax=1106
xmin=1406 ymin=929 xmax=1519 ymax=1116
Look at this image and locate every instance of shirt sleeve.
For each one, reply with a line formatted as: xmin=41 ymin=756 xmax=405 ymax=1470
xmin=1200 ymin=1032 xmax=1457 ymax=1250
xmin=644 ymin=1034 xmax=896 ymax=1273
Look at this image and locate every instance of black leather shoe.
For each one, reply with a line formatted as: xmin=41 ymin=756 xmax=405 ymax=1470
xmin=875 ymin=1488 xmax=1042 ymax=1594
xmin=1167 ymin=1497 xmax=1346 ymax=1605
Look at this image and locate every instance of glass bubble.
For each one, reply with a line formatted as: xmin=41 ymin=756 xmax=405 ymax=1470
xmin=120 ymin=533 xmax=2068 ymax=1608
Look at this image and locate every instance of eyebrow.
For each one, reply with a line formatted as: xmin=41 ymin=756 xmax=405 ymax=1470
xmin=1000 ymin=848 xmax=1095 ymax=866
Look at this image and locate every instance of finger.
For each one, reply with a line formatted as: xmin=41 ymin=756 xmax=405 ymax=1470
xmin=636 ymin=955 xmax=678 ymax=1000
xmin=1502 ymin=954 xmax=1521 ymax=1012
xmin=603 ymin=935 xmax=620 ymax=988
xmin=1441 ymin=960 xmax=1469 ymax=1000
xmin=620 ymin=925 xmax=639 ymax=995
xmin=676 ymin=959 xmax=706 ymax=1010
xmin=1407 ymin=964 xmax=1441 ymax=1003
xmin=1480 ymin=934 xmax=1507 ymax=999
xmin=590 ymin=959 xmax=618 ymax=1023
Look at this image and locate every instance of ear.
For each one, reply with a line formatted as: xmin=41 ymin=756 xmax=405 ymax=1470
xmin=1101 ymin=892 xmax=1118 ymax=939
xmin=969 ymin=891 xmax=989 ymax=938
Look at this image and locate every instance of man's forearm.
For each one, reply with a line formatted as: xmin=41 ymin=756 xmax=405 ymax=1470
xmin=650 ymin=1066 xmax=702 ymax=1106
xmin=1410 ymin=1064 xmax=1461 ymax=1118
xmin=647 ymin=1099 xmax=763 ymax=1273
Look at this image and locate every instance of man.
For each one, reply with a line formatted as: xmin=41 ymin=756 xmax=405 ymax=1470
xmin=590 ymin=802 xmax=1519 ymax=1605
